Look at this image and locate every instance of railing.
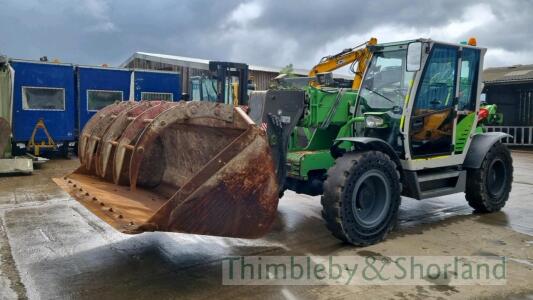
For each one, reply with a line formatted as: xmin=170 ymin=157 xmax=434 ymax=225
xmin=485 ymin=126 xmax=533 ymax=146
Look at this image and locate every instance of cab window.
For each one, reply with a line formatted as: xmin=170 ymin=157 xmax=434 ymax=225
xmin=413 ymin=46 xmax=457 ymax=113
xmin=458 ymin=48 xmax=480 ymax=111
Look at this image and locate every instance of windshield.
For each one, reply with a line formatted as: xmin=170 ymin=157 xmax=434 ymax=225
xmin=355 ymin=47 xmax=416 ymax=154
xmin=358 ymin=49 xmax=414 ymax=110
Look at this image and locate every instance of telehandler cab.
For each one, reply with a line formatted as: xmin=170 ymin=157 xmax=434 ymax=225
xmin=58 ymin=38 xmax=513 ymax=246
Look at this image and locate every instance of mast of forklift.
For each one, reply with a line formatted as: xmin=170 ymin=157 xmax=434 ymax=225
xmin=308 ymin=37 xmax=377 ymax=89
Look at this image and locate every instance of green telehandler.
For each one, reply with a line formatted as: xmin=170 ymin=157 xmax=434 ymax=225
xmin=61 ymin=38 xmax=513 ymax=247
xmin=249 ymin=38 xmax=513 ymax=245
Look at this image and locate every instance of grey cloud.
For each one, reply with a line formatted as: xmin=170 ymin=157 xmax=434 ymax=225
xmin=464 ymin=0 xmax=533 ymax=51
xmin=0 ymin=0 xmax=531 ymax=69
xmin=227 ymin=0 xmax=473 ymax=66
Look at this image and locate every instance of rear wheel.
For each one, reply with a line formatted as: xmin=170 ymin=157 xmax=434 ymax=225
xmin=321 ymin=151 xmax=401 ymax=246
xmin=465 ymin=142 xmax=513 ymax=212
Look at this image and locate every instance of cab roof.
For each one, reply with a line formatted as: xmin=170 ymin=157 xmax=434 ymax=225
xmin=374 ymin=38 xmax=485 ymax=51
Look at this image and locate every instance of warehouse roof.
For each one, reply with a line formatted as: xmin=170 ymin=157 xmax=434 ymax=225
xmin=484 ymin=64 xmax=533 ymax=84
xmin=121 ymin=52 xmax=352 ymax=79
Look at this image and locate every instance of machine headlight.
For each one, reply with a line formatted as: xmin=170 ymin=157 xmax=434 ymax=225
xmin=365 ymin=115 xmax=384 ymax=128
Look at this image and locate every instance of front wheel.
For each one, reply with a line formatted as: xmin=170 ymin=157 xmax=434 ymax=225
xmin=465 ymin=142 xmax=513 ymax=212
xmin=321 ymin=151 xmax=401 ymax=246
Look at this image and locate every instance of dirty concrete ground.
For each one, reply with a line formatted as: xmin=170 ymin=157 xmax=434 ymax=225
xmin=0 ymin=152 xmax=532 ymax=300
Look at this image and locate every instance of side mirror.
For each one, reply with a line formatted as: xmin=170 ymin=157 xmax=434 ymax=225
xmin=407 ymin=42 xmax=422 ymax=72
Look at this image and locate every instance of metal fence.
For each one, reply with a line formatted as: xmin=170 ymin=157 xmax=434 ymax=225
xmin=485 ymin=126 xmax=533 ymax=146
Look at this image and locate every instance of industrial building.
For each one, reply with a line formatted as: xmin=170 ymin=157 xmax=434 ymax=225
xmin=484 ymin=64 xmax=533 ymax=145
xmin=120 ymin=52 xmax=312 ymax=92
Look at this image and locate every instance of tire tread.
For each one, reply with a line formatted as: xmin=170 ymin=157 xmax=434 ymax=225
xmin=465 ymin=142 xmax=513 ymax=212
xmin=321 ymin=151 xmax=401 ymax=246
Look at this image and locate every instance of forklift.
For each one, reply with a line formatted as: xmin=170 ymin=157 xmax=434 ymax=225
xmin=188 ymin=61 xmax=254 ymax=106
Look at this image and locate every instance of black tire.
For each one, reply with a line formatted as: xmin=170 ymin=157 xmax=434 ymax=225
xmin=11 ymin=141 xmax=25 ymax=156
xmin=465 ymin=142 xmax=513 ymax=212
xmin=59 ymin=143 xmax=70 ymax=158
xmin=321 ymin=151 xmax=401 ymax=246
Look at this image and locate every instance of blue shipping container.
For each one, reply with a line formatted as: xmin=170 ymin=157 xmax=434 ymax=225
xmin=9 ymin=59 xmax=181 ymax=155
xmin=133 ymin=70 xmax=181 ymax=102
xmin=77 ymin=66 xmax=132 ymax=130
xmin=11 ymin=60 xmax=76 ymax=143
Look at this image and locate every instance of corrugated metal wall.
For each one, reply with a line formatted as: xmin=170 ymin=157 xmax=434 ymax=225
xmin=249 ymin=70 xmax=277 ymax=90
xmin=518 ymin=88 xmax=533 ymax=126
xmin=485 ymin=83 xmax=533 ymax=126
xmin=124 ymin=58 xmax=277 ymax=92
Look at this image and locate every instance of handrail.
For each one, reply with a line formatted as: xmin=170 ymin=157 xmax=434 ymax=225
xmin=485 ymin=126 xmax=533 ymax=146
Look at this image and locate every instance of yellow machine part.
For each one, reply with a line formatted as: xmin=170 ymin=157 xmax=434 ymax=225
xmin=27 ymin=119 xmax=56 ymax=156
xmin=308 ymin=37 xmax=377 ymax=89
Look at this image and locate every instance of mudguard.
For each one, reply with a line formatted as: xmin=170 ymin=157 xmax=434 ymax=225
xmin=463 ymin=132 xmax=512 ymax=169
xmin=335 ymin=137 xmax=402 ymax=168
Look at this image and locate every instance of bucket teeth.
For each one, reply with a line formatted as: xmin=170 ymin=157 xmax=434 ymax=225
xmin=60 ymin=101 xmax=279 ymax=238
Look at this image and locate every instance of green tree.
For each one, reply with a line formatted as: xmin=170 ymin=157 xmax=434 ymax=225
xmin=279 ymin=64 xmax=296 ymax=78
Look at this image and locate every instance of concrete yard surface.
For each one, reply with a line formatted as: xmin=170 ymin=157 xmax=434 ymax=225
xmin=0 ymin=152 xmax=532 ymax=299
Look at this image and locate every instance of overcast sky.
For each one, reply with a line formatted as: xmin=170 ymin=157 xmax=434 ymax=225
xmin=1 ymin=0 xmax=532 ymax=71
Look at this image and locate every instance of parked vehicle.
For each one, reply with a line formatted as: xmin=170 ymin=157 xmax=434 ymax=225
xmin=60 ymin=38 xmax=513 ymax=246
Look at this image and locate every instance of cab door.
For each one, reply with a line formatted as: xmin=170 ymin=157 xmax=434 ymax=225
xmin=455 ymin=47 xmax=481 ymax=153
xmin=409 ymin=44 xmax=459 ymax=158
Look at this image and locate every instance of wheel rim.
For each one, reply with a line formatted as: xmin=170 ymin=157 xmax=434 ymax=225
xmin=351 ymin=170 xmax=391 ymax=228
xmin=487 ymin=158 xmax=507 ymax=198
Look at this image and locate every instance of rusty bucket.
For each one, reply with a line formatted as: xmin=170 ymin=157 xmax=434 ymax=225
xmin=55 ymin=101 xmax=279 ymax=238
